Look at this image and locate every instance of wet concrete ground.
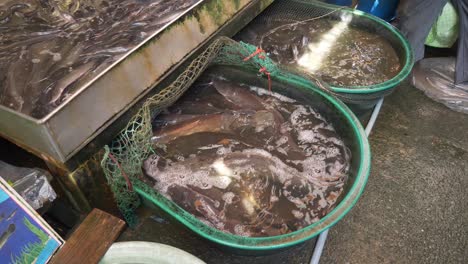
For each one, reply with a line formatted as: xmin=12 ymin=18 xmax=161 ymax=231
xmin=118 ymin=80 xmax=468 ymax=263
xmin=321 ymin=81 xmax=468 ymax=263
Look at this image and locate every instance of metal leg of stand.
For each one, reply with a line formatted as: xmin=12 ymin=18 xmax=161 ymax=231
xmin=309 ymin=98 xmax=385 ymax=264
xmin=365 ymin=98 xmax=384 ymax=137
xmin=310 ymin=229 xmax=329 ymax=264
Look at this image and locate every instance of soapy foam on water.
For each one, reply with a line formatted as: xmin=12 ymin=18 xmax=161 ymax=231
xmin=145 ymin=146 xmax=347 ymax=235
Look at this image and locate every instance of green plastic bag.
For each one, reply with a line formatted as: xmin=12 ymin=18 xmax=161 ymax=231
xmin=425 ymin=2 xmax=459 ymax=48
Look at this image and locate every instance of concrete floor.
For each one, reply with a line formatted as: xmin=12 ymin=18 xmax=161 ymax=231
xmin=321 ymin=81 xmax=468 ymax=263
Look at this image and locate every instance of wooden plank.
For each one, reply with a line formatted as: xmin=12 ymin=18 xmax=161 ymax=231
xmin=49 ymin=208 xmax=126 ymax=264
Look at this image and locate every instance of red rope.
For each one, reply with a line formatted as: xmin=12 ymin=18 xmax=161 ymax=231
xmin=108 ymin=153 xmax=134 ymax=191
xmin=244 ymin=47 xmax=272 ymax=92
xmin=259 ymin=67 xmax=272 ymax=92
xmin=243 ymin=47 xmax=266 ymax=61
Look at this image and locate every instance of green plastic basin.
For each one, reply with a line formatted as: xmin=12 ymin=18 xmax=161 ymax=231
xmin=234 ymin=0 xmax=415 ymax=111
xmin=133 ymin=65 xmax=371 ymax=252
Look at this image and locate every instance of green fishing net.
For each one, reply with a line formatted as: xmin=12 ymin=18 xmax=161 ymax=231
xmin=101 ymin=37 xmax=326 ymax=226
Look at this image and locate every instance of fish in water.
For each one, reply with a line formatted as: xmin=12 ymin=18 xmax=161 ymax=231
xmin=212 ymin=79 xmax=266 ymax=111
xmin=236 ymin=18 xmax=401 ymax=87
xmin=212 ymin=78 xmax=305 ymax=158
xmin=166 ymin=101 xmax=223 ymax=116
xmin=152 ymin=110 xmax=277 ymax=144
xmin=49 ymin=62 xmax=96 ymax=105
xmin=0 ymin=224 xmax=16 ymax=249
xmin=6 ymin=209 xmax=17 ymax=221
xmin=0 ymin=0 xmax=199 ymax=118
xmin=144 ymin=75 xmax=351 ymax=237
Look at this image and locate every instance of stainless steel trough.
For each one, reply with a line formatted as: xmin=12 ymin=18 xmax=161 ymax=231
xmin=0 ymin=0 xmax=273 ymax=164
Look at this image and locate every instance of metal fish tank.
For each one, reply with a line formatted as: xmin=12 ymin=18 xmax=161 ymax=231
xmin=235 ymin=0 xmax=414 ymax=112
xmin=0 ymin=0 xmax=273 ymax=163
xmin=129 ymin=65 xmax=371 ymax=252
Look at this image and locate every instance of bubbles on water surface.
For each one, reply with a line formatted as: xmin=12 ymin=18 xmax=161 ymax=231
xmin=143 ymin=78 xmax=351 ymax=237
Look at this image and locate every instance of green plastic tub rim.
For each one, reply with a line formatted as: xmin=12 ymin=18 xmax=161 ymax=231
xmin=134 ymin=70 xmax=371 ymax=251
xmin=295 ymin=0 xmax=415 ymax=94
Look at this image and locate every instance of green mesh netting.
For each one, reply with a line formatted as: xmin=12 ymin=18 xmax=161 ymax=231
xmin=100 ymin=37 xmax=319 ymax=226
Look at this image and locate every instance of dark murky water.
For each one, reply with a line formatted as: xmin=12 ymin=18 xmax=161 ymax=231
xmin=143 ymin=76 xmax=351 ymax=237
xmin=0 ymin=0 xmax=198 ymax=118
xmin=237 ymin=18 xmax=401 ymax=87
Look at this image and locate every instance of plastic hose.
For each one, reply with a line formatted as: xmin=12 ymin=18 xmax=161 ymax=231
xmin=365 ymin=98 xmax=384 ymax=136
xmin=310 ymin=229 xmax=329 ymax=264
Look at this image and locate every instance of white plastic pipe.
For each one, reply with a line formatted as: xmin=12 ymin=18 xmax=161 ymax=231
xmin=310 ymin=229 xmax=329 ymax=264
xmin=365 ymin=98 xmax=384 ymax=137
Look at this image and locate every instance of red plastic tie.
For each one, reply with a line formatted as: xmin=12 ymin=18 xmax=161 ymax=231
xmin=243 ymin=47 xmax=266 ymax=61
xmin=243 ymin=47 xmax=271 ymax=92
xmin=259 ymin=67 xmax=272 ymax=92
xmin=108 ymin=153 xmax=134 ymax=191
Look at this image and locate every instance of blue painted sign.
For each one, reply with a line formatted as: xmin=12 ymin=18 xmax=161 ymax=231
xmin=0 ymin=180 xmax=62 ymax=264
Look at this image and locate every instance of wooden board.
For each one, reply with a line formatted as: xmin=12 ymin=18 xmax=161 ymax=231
xmin=49 ymin=208 xmax=126 ymax=264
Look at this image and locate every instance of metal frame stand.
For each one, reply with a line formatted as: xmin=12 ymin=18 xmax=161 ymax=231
xmin=310 ymin=98 xmax=385 ymax=264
